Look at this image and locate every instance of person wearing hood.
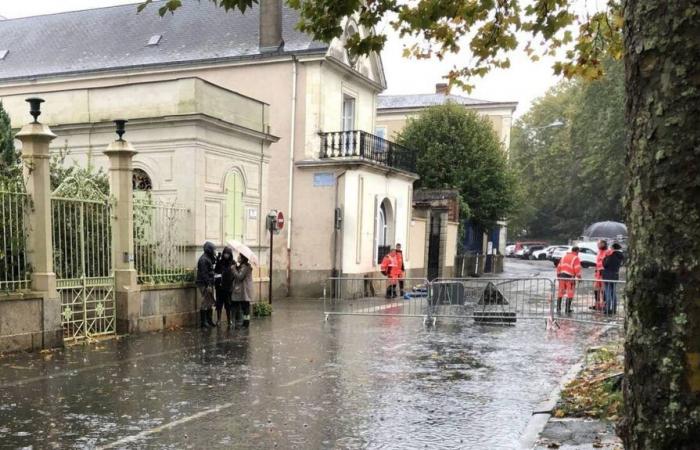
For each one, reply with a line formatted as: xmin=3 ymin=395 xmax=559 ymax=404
xmin=214 ymin=246 xmax=235 ymax=327
xmin=196 ymin=241 xmax=217 ymax=328
xmin=232 ymin=254 xmax=254 ymax=327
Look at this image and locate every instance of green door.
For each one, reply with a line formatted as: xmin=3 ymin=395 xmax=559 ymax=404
xmin=224 ymin=173 xmax=245 ymax=242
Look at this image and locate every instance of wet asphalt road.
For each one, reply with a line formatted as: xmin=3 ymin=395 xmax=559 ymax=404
xmin=0 ymin=261 xmax=604 ymax=450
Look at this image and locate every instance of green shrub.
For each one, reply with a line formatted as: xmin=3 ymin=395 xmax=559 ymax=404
xmin=252 ymin=302 xmax=272 ymax=318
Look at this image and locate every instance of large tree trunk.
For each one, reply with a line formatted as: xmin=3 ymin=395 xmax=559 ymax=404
xmin=621 ymin=0 xmax=700 ymax=448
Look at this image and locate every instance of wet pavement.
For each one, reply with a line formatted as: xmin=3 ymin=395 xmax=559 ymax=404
xmin=0 ymin=261 xmax=606 ymax=449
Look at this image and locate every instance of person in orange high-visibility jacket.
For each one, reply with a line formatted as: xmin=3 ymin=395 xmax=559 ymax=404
xmin=592 ymin=240 xmax=612 ymax=311
xmin=395 ymin=243 xmax=406 ymax=297
xmin=380 ymin=249 xmax=402 ymax=298
xmin=556 ymin=246 xmax=582 ymax=314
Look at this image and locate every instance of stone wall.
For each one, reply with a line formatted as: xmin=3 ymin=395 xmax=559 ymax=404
xmin=0 ymin=293 xmax=62 ymax=353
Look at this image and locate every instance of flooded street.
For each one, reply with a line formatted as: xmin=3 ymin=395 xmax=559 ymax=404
xmin=0 ymin=293 xmax=602 ymax=449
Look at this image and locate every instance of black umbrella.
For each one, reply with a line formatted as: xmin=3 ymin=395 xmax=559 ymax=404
xmin=584 ymin=221 xmax=628 ymax=239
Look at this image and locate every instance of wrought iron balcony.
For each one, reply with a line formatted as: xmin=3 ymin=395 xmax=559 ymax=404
xmin=319 ymin=130 xmax=417 ymax=173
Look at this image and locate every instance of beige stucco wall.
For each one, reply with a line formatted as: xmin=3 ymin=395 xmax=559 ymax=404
xmin=445 ymin=221 xmax=459 ymax=268
xmin=339 ymin=168 xmax=413 ymax=275
xmin=408 ymin=217 xmax=427 ymax=271
xmin=376 ymin=105 xmax=516 ymax=151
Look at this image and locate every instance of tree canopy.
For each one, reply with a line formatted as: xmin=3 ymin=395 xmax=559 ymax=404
xmin=509 ymin=58 xmax=625 ymax=241
xmin=397 ymin=103 xmax=517 ymax=227
xmin=139 ymin=0 xmax=622 ymax=90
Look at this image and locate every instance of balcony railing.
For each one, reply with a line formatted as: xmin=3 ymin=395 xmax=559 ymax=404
xmin=319 ymin=130 xmax=417 ymax=173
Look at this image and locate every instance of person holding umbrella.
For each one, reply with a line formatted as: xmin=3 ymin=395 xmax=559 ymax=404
xmin=228 ymin=240 xmax=258 ymax=328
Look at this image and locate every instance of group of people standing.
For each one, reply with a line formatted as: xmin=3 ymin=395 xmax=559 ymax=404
xmin=555 ymin=239 xmax=624 ymax=315
xmin=380 ymin=243 xmax=405 ymax=298
xmin=196 ymin=242 xmax=255 ymax=329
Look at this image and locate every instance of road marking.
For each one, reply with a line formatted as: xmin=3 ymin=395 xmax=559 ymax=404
xmin=97 ymin=401 xmax=238 ymax=449
xmin=98 ymin=369 xmax=329 ymax=448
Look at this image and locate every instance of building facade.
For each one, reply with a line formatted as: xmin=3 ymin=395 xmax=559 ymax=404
xmin=0 ymin=0 xmax=417 ymax=298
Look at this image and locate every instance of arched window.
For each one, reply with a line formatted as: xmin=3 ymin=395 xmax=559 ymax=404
xmin=133 ymin=168 xmax=152 ymax=202
xmin=376 ymin=198 xmax=394 ymax=263
xmin=224 ymin=172 xmax=245 ymax=242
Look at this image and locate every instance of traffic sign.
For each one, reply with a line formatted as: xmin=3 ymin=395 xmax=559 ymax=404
xmin=276 ymin=211 xmax=285 ymax=231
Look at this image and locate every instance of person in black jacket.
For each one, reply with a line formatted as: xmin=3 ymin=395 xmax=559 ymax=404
xmin=196 ymin=241 xmax=217 ymax=328
xmin=602 ymin=243 xmax=624 ymax=315
xmin=214 ymin=246 xmax=235 ymax=327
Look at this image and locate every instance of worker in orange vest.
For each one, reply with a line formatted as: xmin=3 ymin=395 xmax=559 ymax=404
xmin=395 ymin=243 xmax=406 ymax=296
xmin=556 ymin=246 xmax=582 ymax=314
xmin=380 ymin=248 xmax=402 ymax=298
xmin=592 ymin=240 xmax=612 ymax=310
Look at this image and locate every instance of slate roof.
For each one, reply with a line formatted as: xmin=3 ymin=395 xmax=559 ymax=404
xmin=377 ymin=93 xmax=516 ymax=110
xmin=0 ymin=0 xmax=328 ymax=82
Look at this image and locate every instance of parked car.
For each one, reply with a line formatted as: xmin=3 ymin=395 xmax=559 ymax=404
xmin=551 ymin=246 xmax=597 ymax=268
xmin=523 ymin=244 xmax=547 ymax=260
xmin=533 ymin=245 xmax=568 ymax=260
xmin=514 ymin=241 xmax=548 ymax=255
xmin=505 ymin=244 xmax=516 ymax=257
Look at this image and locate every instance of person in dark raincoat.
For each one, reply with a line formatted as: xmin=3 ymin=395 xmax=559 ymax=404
xmin=214 ymin=246 xmax=235 ymax=327
xmin=602 ymin=243 xmax=624 ymax=315
xmin=196 ymin=241 xmax=217 ymax=328
xmin=232 ymin=254 xmax=254 ymax=328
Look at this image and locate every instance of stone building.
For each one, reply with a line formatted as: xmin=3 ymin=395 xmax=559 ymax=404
xmin=0 ymin=0 xmax=418 ymax=298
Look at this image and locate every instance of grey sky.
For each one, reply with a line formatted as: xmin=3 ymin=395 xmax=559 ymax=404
xmin=1 ymin=0 xmax=563 ymax=118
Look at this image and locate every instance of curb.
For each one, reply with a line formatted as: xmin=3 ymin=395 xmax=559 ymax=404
xmin=519 ymin=325 xmax=615 ymax=449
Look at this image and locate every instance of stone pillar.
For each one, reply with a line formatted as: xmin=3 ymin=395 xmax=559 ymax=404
xmin=103 ymin=120 xmax=140 ymax=334
xmin=15 ymin=98 xmax=62 ymax=349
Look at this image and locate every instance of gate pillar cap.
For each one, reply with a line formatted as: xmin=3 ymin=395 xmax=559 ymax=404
xmin=104 ymin=139 xmax=137 ymax=159
xmin=15 ymin=122 xmax=56 ymax=143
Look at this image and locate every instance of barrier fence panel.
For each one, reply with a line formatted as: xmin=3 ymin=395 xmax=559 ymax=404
xmin=324 ymin=277 xmax=430 ymax=319
xmin=429 ymin=278 xmax=555 ymax=324
xmin=0 ymin=191 xmax=30 ymax=293
xmin=324 ymin=276 xmax=626 ymax=327
xmin=133 ymin=199 xmax=192 ymax=285
xmin=552 ymin=277 xmax=626 ymax=326
xmin=52 ymin=197 xmax=115 ymax=341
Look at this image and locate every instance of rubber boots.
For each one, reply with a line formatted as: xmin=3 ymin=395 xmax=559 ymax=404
xmin=243 ymin=314 xmax=250 ymax=328
xmin=556 ymin=298 xmax=562 ymax=313
xmin=206 ymin=309 xmax=217 ymax=327
xmin=565 ymin=298 xmax=573 ymax=314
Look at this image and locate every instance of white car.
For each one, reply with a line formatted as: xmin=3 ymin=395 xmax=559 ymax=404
xmin=551 ymin=246 xmax=597 ymax=268
xmin=505 ymin=245 xmax=516 ymax=257
xmin=533 ymin=245 xmax=568 ymax=260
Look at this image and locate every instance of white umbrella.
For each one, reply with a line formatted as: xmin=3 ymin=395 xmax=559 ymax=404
xmin=226 ymin=240 xmax=259 ymax=266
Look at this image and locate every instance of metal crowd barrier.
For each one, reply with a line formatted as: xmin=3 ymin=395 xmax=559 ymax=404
xmin=324 ymin=277 xmax=431 ymax=321
xmin=323 ymin=276 xmax=626 ymax=327
xmin=551 ymin=277 xmax=626 ymax=326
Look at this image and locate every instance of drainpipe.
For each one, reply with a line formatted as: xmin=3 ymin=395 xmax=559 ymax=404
xmin=286 ymin=56 xmax=298 ymax=296
xmin=333 ymin=171 xmax=347 ymax=278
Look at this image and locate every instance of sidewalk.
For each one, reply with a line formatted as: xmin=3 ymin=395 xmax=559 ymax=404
xmin=533 ymin=329 xmax=624 ymax=449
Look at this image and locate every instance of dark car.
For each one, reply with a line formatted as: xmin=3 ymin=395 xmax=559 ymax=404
xmin=522 ymin=244 xmax=546 ymax=260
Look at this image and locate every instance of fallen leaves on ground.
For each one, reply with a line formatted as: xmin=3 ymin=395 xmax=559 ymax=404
xmin=554 ymin=345 xmax=624 ymax=420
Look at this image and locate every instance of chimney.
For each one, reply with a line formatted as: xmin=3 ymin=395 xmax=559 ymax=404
xmin=435 ymin=83 xmax=449 ymax=95
xmin=259 ymin=0 xmax=284 ymax=52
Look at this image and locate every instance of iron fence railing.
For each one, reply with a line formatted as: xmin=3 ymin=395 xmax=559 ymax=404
xmin=134 ymin=198 xmax=193 ymax=285
xmin=0 ymin=191 xmax=30 ymax=292
xmin=319 ymin=130 xmax=417 ymax=173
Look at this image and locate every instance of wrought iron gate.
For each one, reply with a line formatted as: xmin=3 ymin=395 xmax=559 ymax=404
xmin=52 ymin=192 xmax=115 ymax=341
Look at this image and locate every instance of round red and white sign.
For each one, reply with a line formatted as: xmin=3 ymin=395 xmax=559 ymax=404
xmin=276 ymin=211 xmax=285 ymax=230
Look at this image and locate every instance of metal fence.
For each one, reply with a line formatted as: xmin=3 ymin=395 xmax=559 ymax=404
xmin=134 ymin=199 xmax=193 ymax=284
xmin=0 ymin=191 xmax=30 ymax=293
xmin=52 ymin=196 xmax=115 ymax=340
xmin=324 ymin=276 xmax=626 ymax=327
xmin=324 ymin=277 xmax=431 ymax=320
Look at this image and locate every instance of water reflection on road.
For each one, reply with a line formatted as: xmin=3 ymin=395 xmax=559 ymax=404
xmin=0 ymin=300 xmax=599 ymax=449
